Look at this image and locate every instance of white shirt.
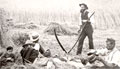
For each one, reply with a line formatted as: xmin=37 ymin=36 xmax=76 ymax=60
xmin=79 ymin=10 xmax=95 ymax=26
xmin=97 ymin=47 xmax=120 ymax=66
xmin=34 ymin=43 xmax=40 ymax=51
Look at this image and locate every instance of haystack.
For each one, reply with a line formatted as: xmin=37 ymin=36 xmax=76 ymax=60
xmin=44 ymin=22 xmax=73 ymax=35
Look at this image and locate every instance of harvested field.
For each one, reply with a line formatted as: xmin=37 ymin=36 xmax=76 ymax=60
xmin=0 ymin=0 xmax=120 ymax=69
xmin=1 ymin=25 xmax=120 ymax=69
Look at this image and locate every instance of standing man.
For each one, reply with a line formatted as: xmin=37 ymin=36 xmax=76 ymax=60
xmin=77 ymin=3 xmax=94 ymax=55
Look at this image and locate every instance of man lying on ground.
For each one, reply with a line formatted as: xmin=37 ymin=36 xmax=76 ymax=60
xmin=82 ymin=38 xmax=120 ymax=68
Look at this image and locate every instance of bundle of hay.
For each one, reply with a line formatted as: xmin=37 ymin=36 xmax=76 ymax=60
xmin=44 ymin=22 xmax=73 ymax=35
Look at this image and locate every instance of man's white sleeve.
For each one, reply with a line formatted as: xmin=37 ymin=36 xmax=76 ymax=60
xmin=96 ymin=48 xmax=108 ymax=56
xmin=110 ymin=51 xmax=120 ymax=67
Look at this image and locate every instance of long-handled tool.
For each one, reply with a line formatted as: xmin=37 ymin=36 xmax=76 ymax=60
xmin=68 ymin=12 xmax=95 ymax=54
xmin=54 ymin=29 xmax=67 ymax=53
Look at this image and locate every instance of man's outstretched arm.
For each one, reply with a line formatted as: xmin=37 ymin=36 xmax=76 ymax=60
xmin=96 ymin=56 xmax=118 ymax=67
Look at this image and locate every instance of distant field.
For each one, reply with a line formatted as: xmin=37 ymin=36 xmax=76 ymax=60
xmin=1 ymin=0 xmax=120 ymax=29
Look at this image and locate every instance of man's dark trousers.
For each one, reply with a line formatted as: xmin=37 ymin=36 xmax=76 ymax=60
xmin=77 ymin=23 xmax=94 ymax=55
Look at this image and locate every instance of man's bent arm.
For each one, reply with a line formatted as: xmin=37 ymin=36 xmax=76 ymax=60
xmin=99 ymin=58 xmax=118 ymax=67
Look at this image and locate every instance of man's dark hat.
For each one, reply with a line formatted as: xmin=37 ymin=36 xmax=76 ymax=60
xmin=79 ymin=3 xmax=88 ymax=9
xmin=106 ymin=38 xmax=115 ymax=43
xmin=7 ymin=46 xmax=13 ymax=51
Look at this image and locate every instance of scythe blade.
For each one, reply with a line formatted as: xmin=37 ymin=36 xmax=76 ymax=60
xmin=54 ymin=29 xmax=67 ymax=53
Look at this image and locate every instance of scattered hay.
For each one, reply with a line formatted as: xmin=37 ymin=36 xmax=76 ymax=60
xmin=26 ymin=24 xmax=39 ymax=29
xmin=44 ymin=22 xmax=74 ymax=35
xmin=14 ymin=51 xmax=23 ymax=65
xmin=13 ymin=23 xmax=26 ymax=29
xmin=14 ymin=23 xmax=40 ymax=29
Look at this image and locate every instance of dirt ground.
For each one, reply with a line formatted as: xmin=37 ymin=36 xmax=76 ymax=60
xmin=1 ymin=25 xmax=120 ymax=69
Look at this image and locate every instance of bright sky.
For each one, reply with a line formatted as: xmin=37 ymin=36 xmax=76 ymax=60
xmin=0 ymin=0 xmax=82 ymax=13
xmin=1 ymin=0 xmax=115 ymax=13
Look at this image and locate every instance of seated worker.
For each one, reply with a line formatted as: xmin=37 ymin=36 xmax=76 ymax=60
xmin=20 ymin=39 xmax=48 ymax=65
xmin=20 ymin=40 xmax=38 ymax=64
xmin=29 ymin=32 xmax=45 ymax=54
xmin=0 ymin=46 xmax=15 ymax=67
xmin=85 ymin=38 xmax=120 ymax=68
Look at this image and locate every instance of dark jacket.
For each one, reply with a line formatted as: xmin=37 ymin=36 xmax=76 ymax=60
xmin=1 ymin=53 xmax=15 ymax=62
xmin=20 ymin=44 xmax=45 ymax=64
xmin=20 ymin=47 xmax=38 ymax=63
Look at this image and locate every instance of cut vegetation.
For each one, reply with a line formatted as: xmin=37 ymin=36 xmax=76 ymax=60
xmin=44 ymin=22 xmax=75 ymax=35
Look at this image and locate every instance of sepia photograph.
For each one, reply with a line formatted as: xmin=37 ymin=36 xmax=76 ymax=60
xmin=0 ymin=0 xmax=120 ymax=69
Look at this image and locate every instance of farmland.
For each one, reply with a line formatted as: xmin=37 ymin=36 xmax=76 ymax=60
xmin=0 ymin=0 xmax=120 ymax=69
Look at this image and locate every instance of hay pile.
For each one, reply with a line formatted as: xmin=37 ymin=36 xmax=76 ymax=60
xmin=14 ymin=23 xmax=40 ymax=29
xmin=44 ymin=22 xmax=74 ymax=35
